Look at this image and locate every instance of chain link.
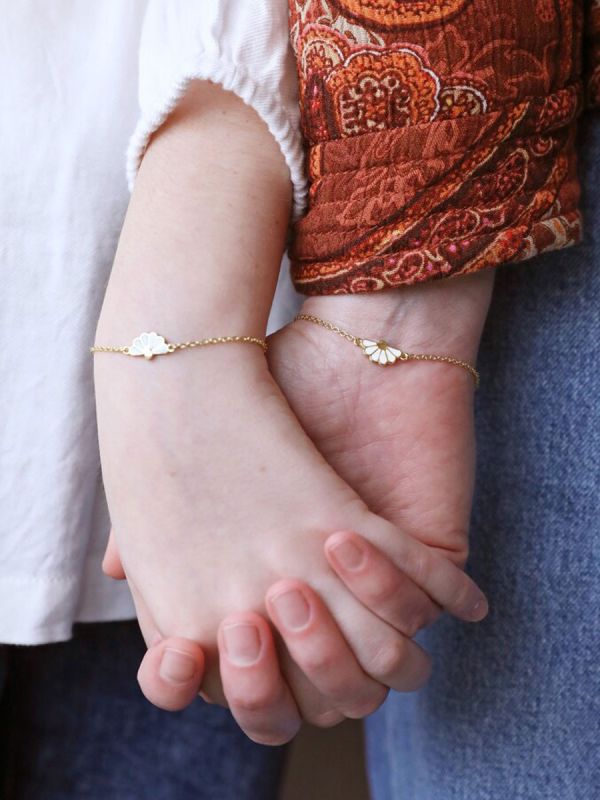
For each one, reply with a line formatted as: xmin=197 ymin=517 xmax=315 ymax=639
xmin=168 ymin=336 xmax=267 ymax=352
xmin=401 ymin=352 xmax=480 ymax=386
xmin=88 ymin=345 xmax=132 ymax=354
xmin=294 ymin=313 xmax=480 ymax=388
xmin=90 ymin=335 xmax=267 ymax=356
xmin=294 ymin=313 xmax=362 ymax=345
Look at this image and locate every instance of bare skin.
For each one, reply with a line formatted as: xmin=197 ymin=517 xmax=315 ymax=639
xmin=270 ymin=270 xmax=495 ymax=581
xmin=96 ymin=79 xmax=490 ymax=744
xmin=104 ymin=271 xmax=494 ymax=743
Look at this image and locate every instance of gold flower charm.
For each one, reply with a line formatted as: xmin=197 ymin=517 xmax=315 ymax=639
xmin=126 ymin=331 xmax=173 ymax=359
xmin=359 ymin=339 xmax=406 ymax=366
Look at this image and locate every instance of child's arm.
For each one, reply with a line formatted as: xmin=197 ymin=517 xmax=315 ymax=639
xmin=96 ymin=79 xmax=289 ymax=353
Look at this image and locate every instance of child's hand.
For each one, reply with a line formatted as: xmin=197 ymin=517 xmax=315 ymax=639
xmin=104 ymin=525 xmax=486 ymax=744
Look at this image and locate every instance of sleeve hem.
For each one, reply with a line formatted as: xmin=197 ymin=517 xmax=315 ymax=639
xmin=125 ymin=56 xmax=308 ymax=221
xmin=291 ymin=211 xmax=583 ymax=295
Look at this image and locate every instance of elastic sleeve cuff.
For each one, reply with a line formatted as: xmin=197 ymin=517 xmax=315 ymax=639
xmin=125 ymin=58 xmax=307 ymax=221
xmin=125 ymin=1 xmax=307 ymax=220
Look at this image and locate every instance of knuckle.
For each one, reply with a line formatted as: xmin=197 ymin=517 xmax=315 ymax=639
xmin=344 ymin=687 xmax=389 ymax=719
xmin=228 ymin=685 xmax=281 ymax=715
xmin=368 ymin=637 xmax=409 ymax=681
xmin=247 ymin=727 xmax=299 ymax=747
xmin=407 ymin=549 xmax=431 ymax=587
xmin=366 ymin=574 xmax=399 ymax=608
xmin=300 ymin=648 xmax=338 ymax=676
xmin=306 ymin=708 xmax=345 ymax=728
xmin=326 ymin=678 xmax=367 ymax=706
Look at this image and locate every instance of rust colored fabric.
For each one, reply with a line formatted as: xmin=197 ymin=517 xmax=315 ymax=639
xmin=288 ymin=0 xmax=600 ymax=295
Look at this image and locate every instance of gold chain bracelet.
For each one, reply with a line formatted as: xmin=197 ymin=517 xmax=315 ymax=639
xmin=90 ymin=331 xmax=267 ymax=360
xmin=294 ymin=314 xmax=480 ymax=388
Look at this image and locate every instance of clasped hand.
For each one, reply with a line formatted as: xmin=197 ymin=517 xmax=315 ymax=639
xmin=96 ymin=276 xmax=493 ymax=746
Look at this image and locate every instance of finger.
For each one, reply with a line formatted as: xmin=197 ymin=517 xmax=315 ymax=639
xmin=276 ymin=651 xmax=346 ymax=729
xmin=128 ymin=582 xmax=209 ymax=711
xmin=102 ymin=528 xmax=126 ymax=580
xmin=218 ymin=612 xmax=302 ymax=745
xmin=127 ymin=578 xmax=229 ymax=708
xmin=137 ymin=636 xmax=205 ymax=712
xmin=325 ymin=531 xmax=441 ymax=636
xmin=365 ymin=519 xmax=489 ymax=622
xmin=300 ymin=572 xmax=433 ymax=694
xmin=107 ymin=543 xmax=225 ymax=710
xmin=266 ymin=580 xmax=388 ymax=719
xmin=196 ymin=663 xmax=228 ymax=708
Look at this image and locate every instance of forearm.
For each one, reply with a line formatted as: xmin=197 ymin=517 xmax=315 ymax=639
xmin=96 ymin=80 xmax=291 ymax=342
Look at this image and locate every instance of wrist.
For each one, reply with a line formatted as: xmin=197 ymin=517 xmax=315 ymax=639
xmin=95 ymin=281 xmax=270 ymax=347
xmin=93 ymin=332 xmax=271 ymax=404
xmin=299 ymin=271 xmax=494 ymax=363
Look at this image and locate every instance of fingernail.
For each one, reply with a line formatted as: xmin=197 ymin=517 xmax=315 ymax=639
xmin=222 ymin=623 xmax=262 ymax=665
xmin=159 ymin=648 xmax=198 ymax=685
xmin=271 ymin=589 xmax=311 ymax=630
xmin=328 ymin=538 xmax=365 ymax=571
xmin=470 ymin=597 xmax=488 ymax=621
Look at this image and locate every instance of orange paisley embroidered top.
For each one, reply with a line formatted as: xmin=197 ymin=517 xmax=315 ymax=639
xmin=288 ymin=0 xmax=600 ymax=295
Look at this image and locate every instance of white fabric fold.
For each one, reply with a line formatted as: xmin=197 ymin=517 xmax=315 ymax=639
xmin=0 ymin=0 xmax=303 ymax=645
xmin=126 ymin=0 xmax=307 ymax=218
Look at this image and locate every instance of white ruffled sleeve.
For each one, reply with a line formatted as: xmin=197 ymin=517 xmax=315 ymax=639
xmin=125 ymin=0 xmax=307 ymax=220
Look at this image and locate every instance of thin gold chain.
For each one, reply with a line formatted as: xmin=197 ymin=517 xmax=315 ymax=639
xmin=89 ymin=345 xmax=134 ymax=354
xmin=90 ymin=335 xmax=267 ymax=355
xmin=403 ymin=352 xmax=480 ymax=386
xmin=293 ymin=314 xmax=362 ymax=346
xmin=294 ymin=313 xmax=480 ymax=387
xmin=169 ymin=336 xmax=267 ymax=352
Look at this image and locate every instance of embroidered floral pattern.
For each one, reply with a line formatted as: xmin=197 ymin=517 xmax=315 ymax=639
xmin=288 ymin=0 xmax=599 ymax=295
xmin=330 ymin=0 xmax=472 ymax=29
xmin=327 ymin=46 xmax=440 ymax=136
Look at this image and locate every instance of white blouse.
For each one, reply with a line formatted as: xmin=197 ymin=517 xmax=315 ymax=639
xmin=0 ymin=0 xmax=305 ymax=645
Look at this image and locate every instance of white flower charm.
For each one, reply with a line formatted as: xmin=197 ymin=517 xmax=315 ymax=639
xmin=126 ymin=331 xmax=172 ymax=359
xmin=360 ymin=339 xmax=405 ymax=366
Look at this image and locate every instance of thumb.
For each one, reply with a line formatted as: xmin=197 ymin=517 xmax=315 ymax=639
xmin=102 ymin=528 xmax=127 ymax=580
xmin=138 ymin=637 xmax=207 ymax=712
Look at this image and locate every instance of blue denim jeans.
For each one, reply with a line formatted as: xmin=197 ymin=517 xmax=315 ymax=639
xmin=365 ymin=111 xmax=600 ymax=799
xmin=0 ymin=622 xmax=285 ymax=799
